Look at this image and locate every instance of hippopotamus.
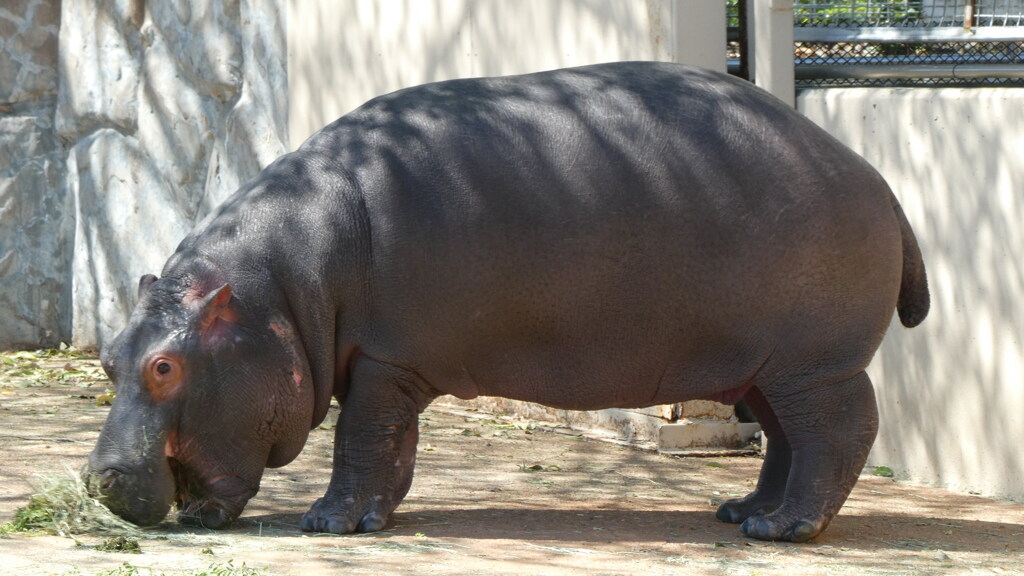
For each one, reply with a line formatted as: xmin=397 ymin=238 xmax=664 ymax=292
xmin=88 ymin=61 xmax=929 ymax=543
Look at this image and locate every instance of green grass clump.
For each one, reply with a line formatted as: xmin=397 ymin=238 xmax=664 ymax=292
xmin=873 ymin=465 xmax=895 ymax=478
xmin=67 ymin=561 xmax=267 ymax=576
xmin=1 ymin=466 xmax=138 ymax=537
xmin=94 ymin=535 xmax=142 ymax=553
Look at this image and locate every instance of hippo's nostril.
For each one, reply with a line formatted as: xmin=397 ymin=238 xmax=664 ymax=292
xmin=100 ymin=469 xmax=121 ymax=491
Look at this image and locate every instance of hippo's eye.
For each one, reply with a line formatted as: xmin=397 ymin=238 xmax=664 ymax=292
xmin=145 ymin=355 xmax=185 ymax=403
xmin=149 ymin=356 xmax=180 ymax=380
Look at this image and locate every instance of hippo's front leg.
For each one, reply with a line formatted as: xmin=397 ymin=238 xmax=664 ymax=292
xmin=301 ymin=356 xmax=433 ymax=534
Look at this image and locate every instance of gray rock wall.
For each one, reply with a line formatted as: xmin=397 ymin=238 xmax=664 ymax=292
xmin=0 ymin=0 xmax=288 ymax=349
xmin=0 ymin=0 xmax=69 ymax=348
xmin=61 ymin=0 xmax=288 ymax=348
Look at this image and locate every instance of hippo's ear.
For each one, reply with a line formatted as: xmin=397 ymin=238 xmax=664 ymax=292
xmin=138 ymin=274 xmax=158 ymax=298
xmin=197 ymin=284 xmax=237 ymax=341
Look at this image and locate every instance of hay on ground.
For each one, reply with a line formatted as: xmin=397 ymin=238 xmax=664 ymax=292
xmin=4 ymin=465 xmax=139 ymax=537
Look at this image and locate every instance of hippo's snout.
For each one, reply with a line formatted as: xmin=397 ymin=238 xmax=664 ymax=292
xmin=89 ymin=448 xmax=176 ymax=527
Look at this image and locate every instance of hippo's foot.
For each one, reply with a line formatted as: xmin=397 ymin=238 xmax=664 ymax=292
xmin=740 ymin=511 xmax=826 ymax=543
xmin=177 ymin=499 xmax=239 ymax=530
xmin=302 ymin=358 xmax=425 ymax=535
xmin=301 ymin=494 xmax=390 ymax=534
xmin=715 ymin=491 xmax=782 ymax=524
xmin=727 ymin=371 xmax=878 ymax=543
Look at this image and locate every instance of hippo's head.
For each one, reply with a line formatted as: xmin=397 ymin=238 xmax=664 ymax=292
xmin=89 ymin=273 xmax=315 ymax=528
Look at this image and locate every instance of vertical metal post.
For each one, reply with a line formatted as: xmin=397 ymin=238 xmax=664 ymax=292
xmin=674 ymin=0 xmax=728 ymax=72
xmin=737 ymin=0 xmax=750 ymax=80
xmin=751 ymin=0 xmax=795 ymax=106
xmin=964 ymin=0 xmax=976 ymax=28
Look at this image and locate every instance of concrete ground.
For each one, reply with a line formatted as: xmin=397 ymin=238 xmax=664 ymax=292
xmin=1 ymin=351 xmax=1022 ymax=575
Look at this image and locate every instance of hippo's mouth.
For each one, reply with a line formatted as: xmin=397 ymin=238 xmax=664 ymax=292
xmin=168 ymin=458 xmax=256 ymax=529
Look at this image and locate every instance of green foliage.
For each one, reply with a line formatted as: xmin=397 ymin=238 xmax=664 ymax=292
xmin=91 ymin=564 xmax=142 ymax=576
xmin=188 ymin=561 xmax=267 ymax=576
xmin=0 ymin=345 xmax=108 ymax=389
xmin=95 ymin=536 xmax=143 ymax=554
xmin=873 ymin=465 xmax=895 ymax=478
xmin=67 ymin=561 xmax=267 ymax=576
xmin=795 ymin=0 xmax=923 ymax=27
xmin=727 ymin=0 xmax=741 ymax=28
xmin=1 ymin=467 xmax=138 ymax=537
xmin=0 ymin=497 xmax=53 ymax=534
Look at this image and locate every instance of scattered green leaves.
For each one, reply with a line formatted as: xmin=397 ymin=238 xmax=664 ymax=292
xmin=518 ymin=463 xmax=561 ymax=473
xmin=190 ymin=561 xmax=266 ymax=576
xmin=0 ymin=497 xmax=52 ymax=535
xmin=95 ymin=390 xmax=117 ymax=406
xmin=873 ymin=466 xmax=895 ymax=478
xmin=66 ymin=561 xmax=267 ymax=576
xmin=1 ymin=346 xmax=108 ymax=390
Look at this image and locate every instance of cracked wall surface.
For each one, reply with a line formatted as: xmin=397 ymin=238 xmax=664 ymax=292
xmin=0 ymin=0 xmax=68 ymax=348
xmin=61 ymin=0 xmax=287 ymax=347
xmin=0 ymin=0 xmax=288 ymax=348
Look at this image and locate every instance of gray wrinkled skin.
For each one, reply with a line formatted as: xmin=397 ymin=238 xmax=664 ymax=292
xmin=89 ymin=62 xmax=928 ymax=541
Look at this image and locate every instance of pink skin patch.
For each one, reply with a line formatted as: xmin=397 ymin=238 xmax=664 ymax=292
xmin=269 ymin=322 xmax=288 ymax=338
xmin=703 ymin=381 xmax=755 ymax=405
xmin=270 ymin=320 xmax=303 ymax=389
xmin=165 ymin=430 xmax=178 ymax=459
xmin=181 ymin=283 xmax=206 ymax=306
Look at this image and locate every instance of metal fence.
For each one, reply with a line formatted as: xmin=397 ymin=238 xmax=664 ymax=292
xmin=796 ymin=1 xmax=1024 ymax=31
xmin=793 ymin=1 xmax=1024 ymax=87
xmin=727 ymin=0 xmax=749 ymax=79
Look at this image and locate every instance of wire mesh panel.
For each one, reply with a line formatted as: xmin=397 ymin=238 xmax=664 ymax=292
xmin=794 ymin=0 xmax=1024 ymax=87
xmin=797 ymin=1 xmax=924 ymax=27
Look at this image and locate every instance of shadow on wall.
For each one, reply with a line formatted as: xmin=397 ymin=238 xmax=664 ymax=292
xmin=0 ymin=0 xmax=68 ymax=349
xmin=287 ymin=0 xmax=674 ymax=146
xmin=60 ymin=0 xmax=287 ymax=348
xmin=803 ymin=88 xmax=1024 ymax=501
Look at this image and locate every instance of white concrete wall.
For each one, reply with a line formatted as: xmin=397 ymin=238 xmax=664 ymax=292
xmin=287 ymin=0 xmax=724 ymax=146
xmin=800 ymin=88 xmax=1024 ymax=502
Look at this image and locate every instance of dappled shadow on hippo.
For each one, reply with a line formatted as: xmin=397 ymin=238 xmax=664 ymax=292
xmin=88 ymin=62 xmax=929 ymax=543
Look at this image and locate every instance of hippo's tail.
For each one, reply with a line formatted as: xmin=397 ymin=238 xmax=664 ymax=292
xmin=892 ymin=195 xmax=929 ymax=328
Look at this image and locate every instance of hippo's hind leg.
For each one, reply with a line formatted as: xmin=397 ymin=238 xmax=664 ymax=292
xmin=733 ymin=371 xmax=878 ymax=542
xmin=716 ymin=386 xmax=791 ymax=523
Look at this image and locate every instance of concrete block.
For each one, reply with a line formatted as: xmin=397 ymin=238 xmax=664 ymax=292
xmin=657 ymin=421 xmax=762 ymax=453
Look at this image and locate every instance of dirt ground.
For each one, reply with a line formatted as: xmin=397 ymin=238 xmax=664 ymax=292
xmin=1 ymin=351 xmax=1023 ymax=576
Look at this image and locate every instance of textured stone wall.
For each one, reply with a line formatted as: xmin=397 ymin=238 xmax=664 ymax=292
xmin=1 ymin=0 xmax=287 ymax=349
xmin=0 ymin=0 xmax=68 ymax=348
xmin=57 ymin=0 xmax=288 ymax=347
